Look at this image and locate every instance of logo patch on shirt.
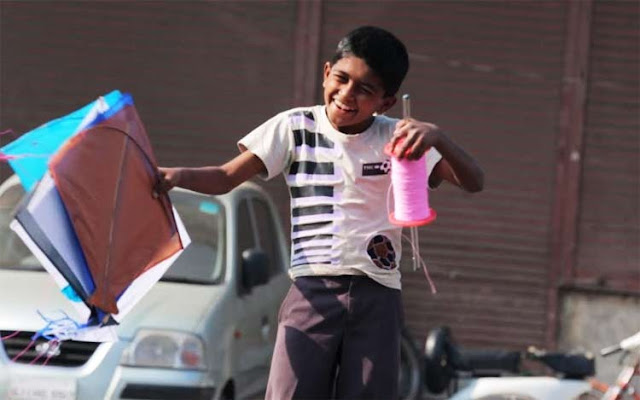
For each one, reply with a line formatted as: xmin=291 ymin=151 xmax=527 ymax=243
xmin=367 ymin=235 xmax=397 ymax=270
xmin=362 ymin=160 xmax=391 ymax=176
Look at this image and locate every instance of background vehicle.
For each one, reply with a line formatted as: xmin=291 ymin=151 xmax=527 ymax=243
xmin=0 ymin=174 xmax=291 ymax=400
xmin=594 ymin=332 xmax=640 ymax=400
xmin=422 ymin=326 xmax=640 ymax=400
xmin=423 ymin=326 xmax=592 ymax=399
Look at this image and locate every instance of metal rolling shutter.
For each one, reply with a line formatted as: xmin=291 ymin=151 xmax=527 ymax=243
xmin=6 ymin=1 xmax=633 ymax=354
xmin=320 ymin=1 xmax=568 ymax=348
xmin=0 ymin=2 xmax=296 ymax=223
xmin=574 ymin=1 xmax=639 ymax=292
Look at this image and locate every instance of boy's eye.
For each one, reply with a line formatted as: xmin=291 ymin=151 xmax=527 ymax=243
xmin=360 ymin=86 xmax=374 ymax=95
xmin=334 ymin=74 xmax=347 ymax=83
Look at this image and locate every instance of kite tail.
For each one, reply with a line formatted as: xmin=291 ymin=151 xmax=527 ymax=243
xmin=34 ymin=310 xmax=90 ymax=342
xmin=2 ymin=311 xmax=92 ymax=363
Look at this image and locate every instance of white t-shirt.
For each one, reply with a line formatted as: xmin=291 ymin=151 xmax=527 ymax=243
xmin=238 ymin=105 xmax=441 ymax=289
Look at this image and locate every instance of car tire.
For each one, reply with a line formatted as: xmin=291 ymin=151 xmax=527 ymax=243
xmin=399 ymin=327 xmax=424 ymax=400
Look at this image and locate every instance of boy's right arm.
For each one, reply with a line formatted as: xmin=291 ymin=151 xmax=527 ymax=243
xmin=157 ymin=151 xmax=266 ymax=195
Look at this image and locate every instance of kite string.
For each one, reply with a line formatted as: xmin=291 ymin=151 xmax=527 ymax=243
xmin=1 ymin=128 xmax=53 ymax=162
xmin=0 ymin=331 xmax=33 ymax=363
xmin=28 ymin=338 xmax=60 ymax=366
xmin=0 ymin=152 xmax=51 ymax=162
xmin=0 ymin=330 xmax=21 ymax=340
xmin=388 ymin=183 xmax=436 ymax=293
xmin=3 ymin=311 xmax=87 ymax=364
xmin=41 ymin=339 xmax=61 ymax=366
xmin=11 ymin=339 xmax=36 ymax=362
xmin=401 ymin=231 xmax=437 ymax=294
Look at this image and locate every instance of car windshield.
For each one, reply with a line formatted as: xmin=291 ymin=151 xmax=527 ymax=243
xmin=163 ymin=190 xmax=225 ymax=284
xmin=0 ymin=178 xmax=225 ymax=285
xmin=0 ymin=180 xmax=41 ymax=270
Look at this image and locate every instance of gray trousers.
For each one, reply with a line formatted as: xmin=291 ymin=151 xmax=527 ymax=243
xmin=265 ymin=275 xmax=403 ymax=400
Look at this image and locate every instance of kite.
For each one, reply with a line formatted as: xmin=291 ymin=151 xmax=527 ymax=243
xmin=1 ymin=91 xmax=190 ymax=344
xmin=1 ymin=90 xmax=123 ymax=191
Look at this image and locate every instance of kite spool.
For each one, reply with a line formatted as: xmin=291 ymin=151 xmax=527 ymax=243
xmin=385 ymin=94 xmax=438 ymax=294
xmin=385 ymin=94 xmax=436 ymax=227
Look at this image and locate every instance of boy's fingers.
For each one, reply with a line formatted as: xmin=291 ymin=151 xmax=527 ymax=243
xmin=406 ymin=140 xmax=426 ymax=160
xmin=391 ymin=123 xmax=410 ymax=155
xmin=395 ymin=132 xmax=418 ymax=159
xmin=152 ymin=177 xmax=166 ymax=198
xmin=153 ymin=167 xmax=174 ymax=197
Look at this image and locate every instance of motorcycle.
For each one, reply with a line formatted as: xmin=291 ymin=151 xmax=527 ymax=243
xmin=422 ymin=326 xmax=640 ymax=399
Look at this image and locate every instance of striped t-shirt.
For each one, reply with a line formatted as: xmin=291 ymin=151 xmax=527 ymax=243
xmin=238 ymin=105 xmax=441 ymax=290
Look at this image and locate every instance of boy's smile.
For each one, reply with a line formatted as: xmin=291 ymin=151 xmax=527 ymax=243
xmin=323 ymin=56 xmax=396 ymax=135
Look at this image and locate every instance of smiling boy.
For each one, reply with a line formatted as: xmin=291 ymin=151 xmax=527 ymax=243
xmin=159 ymin=26 xmax=483 ymax=399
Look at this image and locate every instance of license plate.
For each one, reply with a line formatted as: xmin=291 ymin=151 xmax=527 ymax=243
xmin=8 ymin=377 xmax=76 ymax=400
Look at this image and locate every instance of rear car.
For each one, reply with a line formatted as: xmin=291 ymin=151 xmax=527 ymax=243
xmin=0 ymin=175 xmax=290 ymax=400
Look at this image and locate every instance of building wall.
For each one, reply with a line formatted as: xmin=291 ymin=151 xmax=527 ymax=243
xmin=1 ymin=1 xmax=638 ymax=357
xmin=574 ymin=0 xmax=639 ymax=292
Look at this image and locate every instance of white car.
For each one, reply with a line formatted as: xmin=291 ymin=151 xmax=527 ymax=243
xmin=0 ymin=174 xmax=291 ymax=400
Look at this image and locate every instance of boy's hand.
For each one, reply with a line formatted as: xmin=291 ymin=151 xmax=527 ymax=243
xmin=154 ymin=167 xmax=182 ymax=197
xmin=389 ymin=118 xmax=441 ymax=160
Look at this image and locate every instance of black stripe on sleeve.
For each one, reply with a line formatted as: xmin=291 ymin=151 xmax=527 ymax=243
xmin=303 ymin=111 xmax=315 ymax=121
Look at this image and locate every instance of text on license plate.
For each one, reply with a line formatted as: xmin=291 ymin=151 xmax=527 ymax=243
xmin=8 ymin=377 xmax=76 ymax=400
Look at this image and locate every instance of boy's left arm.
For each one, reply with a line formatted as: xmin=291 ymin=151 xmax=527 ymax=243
xmin=390 ymin=118 xmax=484 ymax=193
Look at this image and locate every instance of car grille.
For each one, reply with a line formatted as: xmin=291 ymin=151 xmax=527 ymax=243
xmin=1 ymin=330 xmax=100 ymax=367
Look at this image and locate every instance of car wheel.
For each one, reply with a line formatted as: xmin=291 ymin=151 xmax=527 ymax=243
xmin=398 ymin=328 xmax=424 ymax=400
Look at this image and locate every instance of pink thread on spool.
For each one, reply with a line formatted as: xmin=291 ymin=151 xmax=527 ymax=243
xmin=384 ymin=142 xmax=436 ymax=227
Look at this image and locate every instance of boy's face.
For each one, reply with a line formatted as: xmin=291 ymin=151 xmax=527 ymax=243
xmin=322 ymin=56 xmax=396 ymax=135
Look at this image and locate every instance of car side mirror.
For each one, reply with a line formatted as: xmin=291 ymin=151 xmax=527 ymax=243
xmin=241 ymin=248 xmax=270 ymax=290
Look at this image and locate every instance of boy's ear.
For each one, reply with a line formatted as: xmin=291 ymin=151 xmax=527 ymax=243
xmin=322 ymin=62 xmax=332 ymax=87
xmin=378 ymin=96 xmax=397 ymax=115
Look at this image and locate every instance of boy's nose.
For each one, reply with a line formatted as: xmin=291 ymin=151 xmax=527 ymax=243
xmin=339 ymin=82 xmax=356 ymax=99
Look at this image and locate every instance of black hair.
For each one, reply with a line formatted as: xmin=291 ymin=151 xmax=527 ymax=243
xmin=331 ymin=26 xmax=409 ymax=96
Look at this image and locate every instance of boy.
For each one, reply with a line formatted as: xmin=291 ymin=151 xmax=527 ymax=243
xmin=158 ymin=26 xmax=483 ymax=400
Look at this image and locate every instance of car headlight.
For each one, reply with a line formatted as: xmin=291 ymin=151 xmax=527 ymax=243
xmin=121 ymin=329 xmax=206 ymax=370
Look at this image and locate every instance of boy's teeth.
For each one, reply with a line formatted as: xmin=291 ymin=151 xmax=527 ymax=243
xmin=335 ymin=99 xmax=355 ymax=111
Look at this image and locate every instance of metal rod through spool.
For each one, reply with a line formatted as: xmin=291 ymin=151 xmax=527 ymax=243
xmin=402 ymin=94 xmax=411 ymax=120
